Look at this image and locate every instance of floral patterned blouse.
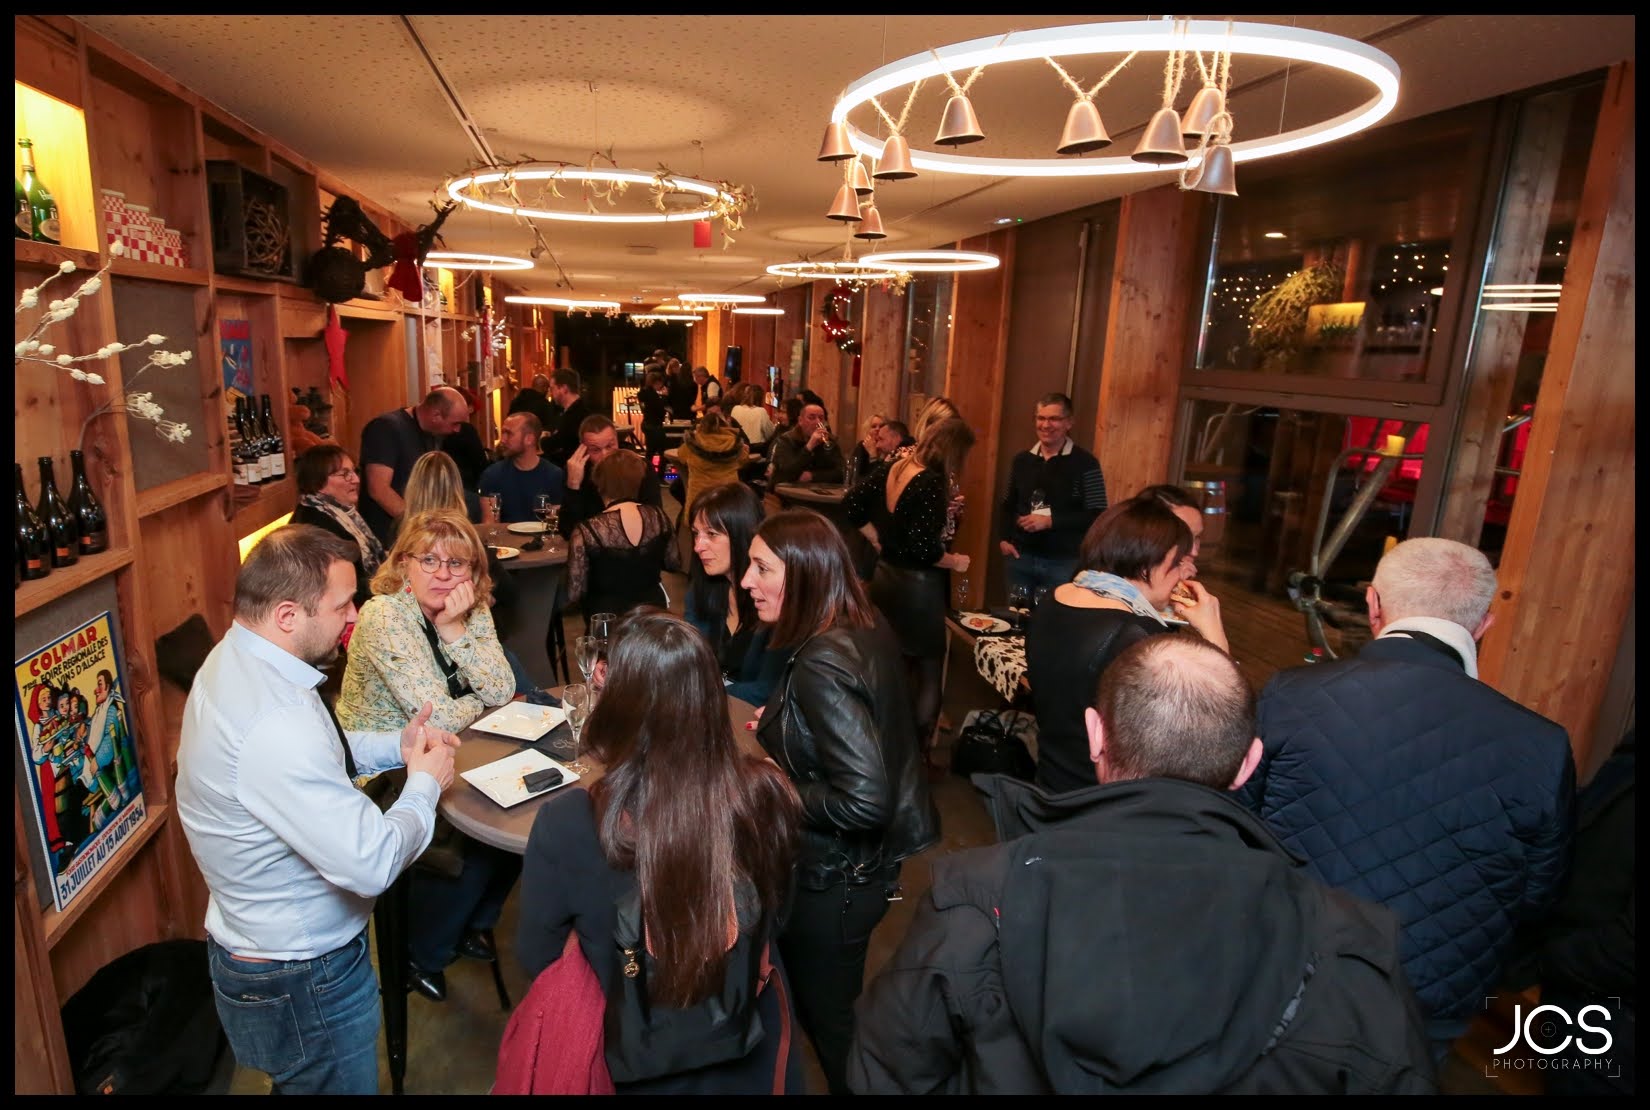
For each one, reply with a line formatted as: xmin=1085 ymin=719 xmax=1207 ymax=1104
xmin=337 ymin=586 xmax=514 ymax=734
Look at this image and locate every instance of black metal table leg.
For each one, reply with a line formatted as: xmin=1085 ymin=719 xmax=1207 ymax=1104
xmin=373 ymin=871 xmax=411 ymax=1095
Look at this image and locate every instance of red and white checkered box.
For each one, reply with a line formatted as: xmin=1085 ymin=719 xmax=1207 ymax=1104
xmin=100 ymin=189 xmax=130 ymax=254
xmin=159 ymin=227 xmax=189 ymax=267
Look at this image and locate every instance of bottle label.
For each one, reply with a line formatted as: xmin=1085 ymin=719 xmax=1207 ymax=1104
xmin=37 ymin=206 xmax=60 ymax=244
xmin=25 ymin=556 xmax=43 ymax=572
xmin=54 ymin=544 xmax=72 ymax=560
xmin=15 ymin=203 xmax=30 ymax=236
xmin=235 ymin=461 xmax=251 ymax=486
xmin=78 ymin=531 xmax=107 ymax=554
xmin=270 ymin=452 xmax=286 ymax=479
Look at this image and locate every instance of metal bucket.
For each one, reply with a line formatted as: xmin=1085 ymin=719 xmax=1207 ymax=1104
xmin=1182 ymin=479 xmax=1227 ymax=555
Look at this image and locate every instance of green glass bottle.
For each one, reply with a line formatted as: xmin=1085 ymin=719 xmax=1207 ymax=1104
xmin=18 ymin=139 xmax=61 ymax=245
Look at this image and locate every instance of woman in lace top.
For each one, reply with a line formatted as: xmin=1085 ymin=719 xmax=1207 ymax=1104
xmin=567 ymin=449 xmax=683 ymax=622
xmin=845 ymin=416 xmax=975 ymax=769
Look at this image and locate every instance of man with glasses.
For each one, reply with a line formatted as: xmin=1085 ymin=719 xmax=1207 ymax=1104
xmin=998 ymin=393 xmax=1107 ymax=596
xmin=557 ymin=414 xmax=662 ymax=539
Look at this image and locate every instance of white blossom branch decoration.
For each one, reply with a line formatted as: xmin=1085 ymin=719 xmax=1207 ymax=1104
xmin=14 ymin=242 xmax=195 ymax=451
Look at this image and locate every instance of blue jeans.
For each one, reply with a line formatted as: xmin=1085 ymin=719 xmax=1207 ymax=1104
xmin=1004 ymin=551 xmax=1078 ymax=596
xmin=207 ymin=931 xmax=380 ymax=1095
xmin=408 ymin=839 xmax=523 ymax=972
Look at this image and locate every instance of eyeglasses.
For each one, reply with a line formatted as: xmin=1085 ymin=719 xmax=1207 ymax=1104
xmin=410 ymin=554 xmax=472 ymax=576
xmin=329 ymin=467 xmax=358 ymax=480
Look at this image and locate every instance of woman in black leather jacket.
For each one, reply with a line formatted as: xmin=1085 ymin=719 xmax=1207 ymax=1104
xmin=740 ymin=508 xmax=940 ymax=1095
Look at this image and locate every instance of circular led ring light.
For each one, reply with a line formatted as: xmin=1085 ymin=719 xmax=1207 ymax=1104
xmin=732 ymin=307 xmax=786 ymax=315
xmin=676 ymin=292 xmax=770 ymax=304
xmin=766 ymin=260 xmax=904 ymax=281
xmin=421 ymin=251 xmax=534 ymax=270
xmin=859 ymin=250 xmax=1000 ymax=273
xmin=504 ymin=295 xmax=622 ymax=311
xmin=447 ymin=166 xmax=733 ymax=223
xmin=833 ymin=20 xmax=1400 ymax=178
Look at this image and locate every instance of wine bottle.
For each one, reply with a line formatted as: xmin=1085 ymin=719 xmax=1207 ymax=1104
xmin=15 ymin=464 xmax=50 ymax=582
xmin=231 ymin=398 xmax=253 ymax=489
xmin=66 ymin=449 xmax=109 ymax=555
xmin=18 ymin=139 xmax=61 ymax=245
xmin=34 ymin=457 xmax=78 ymax=567
xmin=261 ymin=394 xmax=286 ymax=481
xmin=14 ymin=176 xmax=30 ymax=239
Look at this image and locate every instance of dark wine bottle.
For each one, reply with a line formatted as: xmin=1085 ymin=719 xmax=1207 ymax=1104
xmin=15 ymin=463 xmax=50 ymax=582
xmin=260 ymin=394 xmax=286 ymax=481
xmin=35 ymin=457 xmax=79 ymax=567
xmin=66 ymin=449 xmax=109 ymax=554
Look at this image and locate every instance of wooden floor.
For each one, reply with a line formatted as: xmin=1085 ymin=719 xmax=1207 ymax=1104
xmin=1194 ymin=555 xmax=1356 ymax=694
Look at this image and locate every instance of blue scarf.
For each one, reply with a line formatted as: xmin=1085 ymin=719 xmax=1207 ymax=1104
xmin=1070 ymin=570 xmax=1171 ymax=627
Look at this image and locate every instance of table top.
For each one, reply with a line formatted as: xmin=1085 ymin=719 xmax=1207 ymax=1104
xmin=479 ymin=521 xmax=567 ymax=570
xmin=440 ymin=690 xmax=760 ymax=853
xmin=772 ymin=482 xmax=847 ymax=505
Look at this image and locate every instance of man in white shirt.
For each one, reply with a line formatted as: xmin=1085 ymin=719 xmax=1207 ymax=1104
xmin=176 ymin=525 xmax=458 ymax=1094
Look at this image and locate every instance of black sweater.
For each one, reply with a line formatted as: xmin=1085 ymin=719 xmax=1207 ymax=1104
xmin=997 ymin=441 xmax=1107 ymax=560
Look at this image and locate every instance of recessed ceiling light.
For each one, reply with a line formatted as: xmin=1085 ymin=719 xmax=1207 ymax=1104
xmin=993 ymin=217 xmax=1021 ymax=225
xmin=1263 ymin=231 xmax=1287 ymax=239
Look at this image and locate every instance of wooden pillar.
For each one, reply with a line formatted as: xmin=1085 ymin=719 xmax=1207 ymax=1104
xmin=1094 ymin=184 xmax=1206 ymax=503
xmin=858 ymin=284 xmax=905 ymax=437
xmin=944 ymin=229 xmax=1016 ymax=610
xmin=804 ymin=281 xmax=844 ymax=415
xmin=772 ymin=286 xmax=809 ymax=395
xmin=1477 ymin=62 xmax=1635 ymax=776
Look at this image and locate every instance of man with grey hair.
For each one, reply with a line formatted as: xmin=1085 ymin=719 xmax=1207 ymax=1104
xmin=359 ymin=385 xmax=471 ymax=543
xmin=849 ymin=635 xmax=1434 ymax=1094
xmin=1240 ymin=537 xmax=1573 ymax=1060
xmin=177 ymin=524 xmax=459 ymax=1092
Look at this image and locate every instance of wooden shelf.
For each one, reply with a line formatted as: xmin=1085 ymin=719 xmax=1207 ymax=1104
xmin=137 ymin=470 xmax=229 ymax=517
xmin=109 ymin=256 xmax=210 ymax=286
xmin=42 ymin=802 xmax=170 ymax=949
xmin=14 ymin=546 xmax=136 ymax=617
xmin=15 ymin=239 xmax=102 ymax=272
xmin=231 ymin=476 xmax=296 ymax=534
xmin=214 ymin=272 xmax=280 ymax=295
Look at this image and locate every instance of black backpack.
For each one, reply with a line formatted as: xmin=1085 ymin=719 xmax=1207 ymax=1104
xmin=602 ymin=879 xmax=774 ymax=1084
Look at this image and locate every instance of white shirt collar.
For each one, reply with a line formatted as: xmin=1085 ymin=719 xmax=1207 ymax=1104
xmin=1029 ymin=437 xmax=1074 ymax=458
xmin=228 ymin=621 xmax=326 ymax=689
xmin=1378 ymin=616 xmax=1480 ymax=679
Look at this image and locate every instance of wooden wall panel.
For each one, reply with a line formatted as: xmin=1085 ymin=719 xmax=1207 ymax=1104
xmin=1478 ymin=62 xmax=1636 ymax=775
xmin=772 ymin=285 xmax=809 ymax=392
xmin=803 ymin=281 xmax=846 ymax=416
xmin=858 ymin=284 xmax=905 ymax=436
xmin=1095 ymin=184 xmax=1205 ymax=503
xmin=944 ymin=229 xmax=1016 ymax=610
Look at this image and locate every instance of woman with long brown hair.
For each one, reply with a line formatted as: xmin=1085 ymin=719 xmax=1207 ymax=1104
xmin=845 ymin=415 xmax=976 ymax=769
xmin=740 ymin=509 xmax=939 ymax=1094
xmin=516 ymin=608 xmax=803 ymax=1092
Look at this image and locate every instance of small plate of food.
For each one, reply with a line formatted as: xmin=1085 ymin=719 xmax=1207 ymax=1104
xmin=958 ymin=612 xmax=1011 ymax=634
xmin=506 ymin=520 xmax=550 ymax=534
xmin=491 ymin=546 xmax=521 ymax=561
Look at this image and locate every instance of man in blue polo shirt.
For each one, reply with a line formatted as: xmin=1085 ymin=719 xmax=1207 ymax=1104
xmin=479 ymin=412 xmax=566 ymax=523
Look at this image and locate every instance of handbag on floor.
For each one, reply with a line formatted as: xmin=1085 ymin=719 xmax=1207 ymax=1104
xmin=950 ymin=708 xmax=1036 ymax=781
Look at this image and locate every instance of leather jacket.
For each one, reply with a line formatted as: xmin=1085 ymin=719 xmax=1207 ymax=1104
xmin=757 ymin=623 xmax=939 ymax=885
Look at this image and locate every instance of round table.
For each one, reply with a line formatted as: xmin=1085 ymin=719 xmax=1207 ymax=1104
xmin=479 ymin=522 xmax=567 ymax=687
xmin=771 ymin=482 xmax=847 ymax=508
xmin=441 ymin=691 xmax=760 ymax=854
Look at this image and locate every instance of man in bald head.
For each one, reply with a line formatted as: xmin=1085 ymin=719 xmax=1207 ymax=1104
xmin=358 ymin=386 xmax=471 ymax=543
xmin=849 ymin=634 xmax=1433 ymax=1094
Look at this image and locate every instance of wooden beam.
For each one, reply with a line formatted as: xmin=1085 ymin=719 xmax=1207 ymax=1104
xmin=1477 ymin=62 xmax=1635 ymax=774
xmin=858 ymin=285 xmax=905 ymax=437
xmin=944 ymin=229 xmax=1016 ymax=610
xmin=1094 ymin=184 xmax=1206 ymax=503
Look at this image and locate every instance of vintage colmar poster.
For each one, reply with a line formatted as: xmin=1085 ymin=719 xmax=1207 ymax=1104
xmin=14 ymin=611 xmax=146 ymax=912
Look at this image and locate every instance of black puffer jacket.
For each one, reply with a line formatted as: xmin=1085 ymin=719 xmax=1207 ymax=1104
xmin=756 ymin=622 xmax=939 ymax=882
xmin=847 ymin=776 xmax=1437 ymax=1095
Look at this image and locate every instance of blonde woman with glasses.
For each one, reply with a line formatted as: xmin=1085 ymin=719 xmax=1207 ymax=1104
xmin=338 ymin=507 xmax=519 ymax=1003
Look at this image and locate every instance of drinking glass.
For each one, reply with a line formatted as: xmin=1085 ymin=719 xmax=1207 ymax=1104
xmin=561 ymin=683 xmax=590 ymax=773
xmin=953 ymin=574 xmax=971 ymax=611
xmin=1007 ymin=583 xmax=1033 ymax=627
xmin=532 ymin=493 xmax=554 ymax=529
xmin=574 ymin=635 xmax=600 ymax=686
xmin=480 ymin=492 xmax=502 ymax=522
xmin=1029 ymin=488 xmax=1048 ymax=514
xmin=590 ymin=612 xmax=617 ymax=644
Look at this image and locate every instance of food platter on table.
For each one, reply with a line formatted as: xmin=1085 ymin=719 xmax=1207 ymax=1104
xmin=506 ymin=521 xmax=549 ymax=534
xmin=957 ymin=612 xmax=1011 ymax=634
xmin=492 ymin=546 xmax=521 ymax=561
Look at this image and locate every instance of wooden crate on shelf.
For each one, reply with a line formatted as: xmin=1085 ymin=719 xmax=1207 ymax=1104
xmin=206 ymin=159 xmax=294 ymax=282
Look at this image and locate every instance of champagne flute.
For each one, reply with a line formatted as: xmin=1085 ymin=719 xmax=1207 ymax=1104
xmin=590 ymin=612 xmax=617 ymax=644
xmin=561 ymin=683 xmax=590 ymax=773
xmin=574 ymin=634 xmax=600 ymax=687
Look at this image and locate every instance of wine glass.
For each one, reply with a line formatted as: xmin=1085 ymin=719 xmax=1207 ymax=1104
xmin=1007 ymin=583 xmax=1032 ymax=628
xmin=574 ymin=634 xmax=600 ymax=686
xmin=590 ymin=612 xmax=617 ymax=644
xmin=561 ymin=683 xmax=590 ymax=773
xmin=1029 ymin=488 xmax=1048 ymax=514
xmin=953 ymin=574 xmax=971 ymax=612
xmin=532 ymin=493 xmax=555 ymax=531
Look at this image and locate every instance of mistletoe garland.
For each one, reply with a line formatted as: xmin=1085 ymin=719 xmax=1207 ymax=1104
xmin=820 ymin=282 xmax=860 ymax=354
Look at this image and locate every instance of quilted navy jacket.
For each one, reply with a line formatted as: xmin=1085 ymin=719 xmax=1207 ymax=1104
xmin=1239 ymin=634 xmax=1574 ymax=1045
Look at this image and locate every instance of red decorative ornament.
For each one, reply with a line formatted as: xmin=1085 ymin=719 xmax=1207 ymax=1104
xmin=324 ymin=305 xmax=350 ymax=391
xmin=820 ymin=281 xmax=860 ymax=354
xmin=692 ymin=219 xmax=713 ymax=249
